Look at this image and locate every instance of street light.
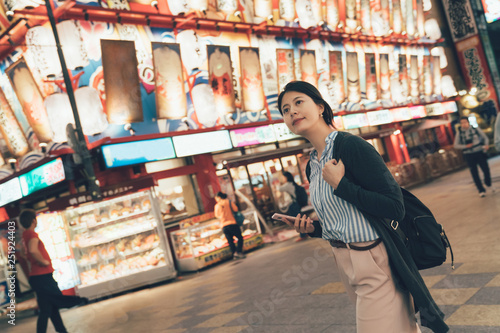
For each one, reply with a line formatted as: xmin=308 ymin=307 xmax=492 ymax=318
xmin=44 ymin=0 xmax=102 ymax=201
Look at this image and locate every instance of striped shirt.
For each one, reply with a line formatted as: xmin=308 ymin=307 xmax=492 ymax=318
xmin=309 ymin=131 xmax=379 ymax=243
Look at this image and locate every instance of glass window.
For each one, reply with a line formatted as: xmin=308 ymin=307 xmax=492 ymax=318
xmin=154 ymin=175 xmax=201 ymax=222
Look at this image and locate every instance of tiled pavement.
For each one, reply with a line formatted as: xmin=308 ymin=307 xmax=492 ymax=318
xmin=2 ymin=157 xmax=500 ymax=332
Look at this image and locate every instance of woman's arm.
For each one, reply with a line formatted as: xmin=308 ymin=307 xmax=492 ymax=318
xmin=333 ymin=135 xmax=405 ymax=221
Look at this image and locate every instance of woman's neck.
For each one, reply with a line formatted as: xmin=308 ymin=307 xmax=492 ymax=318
xmin=304 ymin=124 xmax=336 ymax=158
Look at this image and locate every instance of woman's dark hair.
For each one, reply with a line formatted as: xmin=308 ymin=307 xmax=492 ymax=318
xmin=277 ymin=81 xmax=335 ymax=126
xmin=282 ymin=171 xmax=296 ymax=185
xmin=216 ymin=192 xmax=227 ymax=199
xmin=19 ymin=209 xmax=37 ymax=229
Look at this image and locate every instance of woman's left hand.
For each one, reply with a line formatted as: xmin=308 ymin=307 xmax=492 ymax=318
xmin=322 ymin=159 xmax=345 ymax=190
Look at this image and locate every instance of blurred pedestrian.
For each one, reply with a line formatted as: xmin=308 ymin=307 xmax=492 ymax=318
xmin=494 ymin=114 xmax=500 ymax=152
xmin=276 ymin=81 xmax=447 ymax=333
xmin=454 ymin=116 xmax=494 ymax=197
xmin=20 ymin=209 xmax=88 ymax=333
xmin=214 ymin=192 xmax=245 ymax=259
xmin=278 ymin=171 xmax=307 ymax=241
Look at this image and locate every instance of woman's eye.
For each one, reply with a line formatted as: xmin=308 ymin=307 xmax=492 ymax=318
xmin=283 ymin=108 xmax=289 ymax=114
xmin=296 ymin=100 xmax=302 ymax=105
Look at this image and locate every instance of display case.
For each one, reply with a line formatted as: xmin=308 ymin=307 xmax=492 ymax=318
xmin=170 ymin=211 xmax=263 ymax=272
xmin=63 ymin=189 xmax=176 ymax=299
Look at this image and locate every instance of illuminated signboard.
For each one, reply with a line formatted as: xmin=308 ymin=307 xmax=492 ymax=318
xmin=481 ymin=0 xmax=500 ymax=23
xmin=102 ymin=137 xmax=176 ymax=168
xmin=441 ymin=101 xmax=458 ymax=114
xmin=409 ymin=106 xmax=427 ymax=119
xmin=342 ymin=113 xmax=369 ymax=129
xmin=425 ymin=103 xmax=444 ymax=116
xmin=273 ymin=123 xmax=300 ymax=141
xmin=367 ymin=110 xmax=393 ymax=126
xmin=0 ymin=177 xmax=22 ymax=207
xmin=230 ymin=125 xmax=276 ymax=147
xmin=173 ymin=130 xmax=232 ymax=157
xmin=19 ymin=158 xmax=65 ymax=197
xmin=391 ymin=107 xmax=412 ymax=122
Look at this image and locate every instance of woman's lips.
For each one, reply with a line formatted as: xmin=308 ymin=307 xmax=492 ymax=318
xmin=293 ymin=118 xmax=304 ymax=125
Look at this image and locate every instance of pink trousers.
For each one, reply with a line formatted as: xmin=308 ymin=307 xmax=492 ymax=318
xmin=331 ymin=240 xmax=421 ymax=333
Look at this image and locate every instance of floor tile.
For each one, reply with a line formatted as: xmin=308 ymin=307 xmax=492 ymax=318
xmin=465 ymin=287 xmax=500 ymax=305
xmin=451 ymin=261 xmax=500 ymax=275
xmin=432 ymin=273 xmax=497 ymax=289
xmin=421 ymin=275 xmax=446 ymax=289
xmin=196 ymin=313 xmax=246 ymax=328
xmin=446 ymin=305 xmax=500 ymax=326
xmin=199 ymin=302 xmax=243 ymax=315
xmin=311 ymin=282 xmax=346 ymax=294
xmin=204 ymin=293 xmax=240 ymax=304
xmin=209 ymin=326 xmax=248 ymax=333
xmin=485 ymin=273 xmax=500 ymax=287
xmin=429 ymin=288 xmax=479 ymax=305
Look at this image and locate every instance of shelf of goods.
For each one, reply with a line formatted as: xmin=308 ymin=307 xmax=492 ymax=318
xmin=64 ymin=189 xmax=176 ymax=299
xmin=170 ymin=211 xmax=263 ymax=272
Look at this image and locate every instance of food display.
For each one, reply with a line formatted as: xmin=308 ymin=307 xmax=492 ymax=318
xmin=170 ymin=210 xmax=263 ymax=272
xmin=63 ymin=190 xmax=176 ymax=299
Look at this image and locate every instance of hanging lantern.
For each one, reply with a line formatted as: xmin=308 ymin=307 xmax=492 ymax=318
xmin=56 ymin=20 xmax=89 ymax=71
xmin=0 ymin=88 xmax=30 ymax=157
xmin=188 ymin=0 xmax=208 ymax=11
xmin=44 ymin=93 xmax=74 ymax=143
xmin=5 ymin=59 xmax=53 ymax=143
xmin=2 ymin=0 xmax=42 ymax=16
xmin=75 ymin=87 xmax=109 ymax=136
xmin=25 ymin=25 xmax=61 ymax=78
xmin=167 ymin=0 xmax=189 ymax=14
xmin=279 ymin=0 xmax=296 ymax=21
xmin=424 ymin=19 xmax=442 ymax=40
xmin=254 ymin=0 xmax=273 ymax=20
xmin=217 ymin=0 xmax=238 ymax=15
xmin=106 ymin=0 xmax=130 ymax=10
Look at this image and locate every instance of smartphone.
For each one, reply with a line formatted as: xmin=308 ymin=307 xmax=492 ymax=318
xmin=271 ymin=213 xmax=298 ymax=223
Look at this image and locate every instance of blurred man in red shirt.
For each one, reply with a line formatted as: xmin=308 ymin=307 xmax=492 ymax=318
xmin=20 ymin=209 xmax=88 ymax=333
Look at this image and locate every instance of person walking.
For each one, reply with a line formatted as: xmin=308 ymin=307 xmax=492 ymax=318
xmin=276 ymin=81 xmax=448 ymax=333
xmin=214 ymin=192 xmax=246 ymax=259
xmin=278 ymin=171 xmax=307 ymax=241
xmin=20 ymin=209 xmax=88 ymax=333
xmin=454 ymin=116 xmax=494 ymax=197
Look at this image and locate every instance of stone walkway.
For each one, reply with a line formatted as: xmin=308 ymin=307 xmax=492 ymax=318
xmin=2 ymin=156 xmax=500 ymax=332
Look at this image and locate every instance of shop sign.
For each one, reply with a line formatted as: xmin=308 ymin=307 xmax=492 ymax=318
xmin=367 ymin=110 xmax=393 ymax=126
xmin=481 ymin=0 xmax=500 ymax=23
xmin=341 ymin=113 xmax=369 ymax=129
xmin=102 ymin=137 xmax=176 ymax=169
xmin=173 ymin=130 xmax=232 ymax=157
xmin=441 ymin=0 xmax=478 ymax=42
xmin=230 ymin=125 xmax=276 ymax=147
xmin=425 ymin=103 xmax=444 ymax=116
xmin=0 ymin=177 xmax=22 ymax=207
xmin=391 ymin=107 xmax=412 ymax=122
xmin=441 ymin=101 xmax=458 ymax=114
xmin=47 ymin=177 xmax=155 ymax=211
xmin=19 ymin=158 xmax=65 ymax=197
xmin=409 ymin=106 xmax=426 ymax=119
xmin=273 ymin=123 xmax=300 ymax=141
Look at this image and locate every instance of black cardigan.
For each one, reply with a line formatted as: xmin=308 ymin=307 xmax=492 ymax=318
xmin=307 ymin=131 xmax=448 ymax=333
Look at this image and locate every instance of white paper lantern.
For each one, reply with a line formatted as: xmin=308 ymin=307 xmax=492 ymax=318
xmin=75 ymin=87 xmax=108 ymax=136
xmin=167 ymin=0 xmax=189 ymax=14
xmin=44 ymin=93 xmax=74 ymax=143
xmin=191 ymin=84 xmax=218 ymax=127
xmin=26 ymin=26 xmax=62 ymax=78
xmin=56 ymin=20 xmax=89 ymax=71
xmin=189 ymin=0 xmax=208 ymax=10
xmin=2 ymin=0 xmax=42 ymax=14
xmin=425 ymin=19 xmax=441 ymax=40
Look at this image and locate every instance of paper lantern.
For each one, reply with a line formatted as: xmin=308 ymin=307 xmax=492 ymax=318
xmin=75 ymin=87 xmax=109 ymax=136
xmin=25 ymin=26 xmax=61 ymax=78
xmin=207 ymin=45 xmax=236 ymax=115
xmin=188 ymin=0 xmax=208 ymax=10
xmin=56 ymin=20 xmax=89 ymax=71
xmin=325 ymin=0 xmax=340 ymax=29
xmin=254 ymin=0 xmax=273 ymax=19
xmin=167 ymin=0 xmax=189 ymax=14
xmin=0 ymin=88 xmax=30 ymax=157
xmin=279 ymin=0 xmax=295 ymax=21
xmin=424 ymin=19 xmax=442 ymax=40
xmin=239 ymin=48 xmax=265 ymax=112
xmin=346 ymin=52 xmax=361 ymax=103
xmin=44 ymin=93 xmax=75 ymax=143
xmin=106 ymin=0 xmax=130 ymax=9
xmin=217 ymin=0 xmax=238 ymax=15
xmin=2 ymin=0 xmax=41 ymax=13
xmin=191 ymin=84 xmax=218 ymax=127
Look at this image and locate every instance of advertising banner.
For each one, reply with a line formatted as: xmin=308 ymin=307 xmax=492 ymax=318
xmin=239 ymin=47 xmax=266 ymax=112
xmin=441 ymin=0 xmax=478 ymax=42
xmin=276 ymin=49 xmax=295 ymax=93
xmin=207 ymin=45 xmax=236 ymax=115
xmin=346 ymin=52 xmax=361 ymax=103
xmin=329 ymin=51 xmax=346 ymax=106
xmin=300 ymin=49 xmax=318 ymax=87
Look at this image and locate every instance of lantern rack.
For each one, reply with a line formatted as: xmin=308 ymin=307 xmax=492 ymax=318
xmin=2 ymin=2 xmax=442 ymax=60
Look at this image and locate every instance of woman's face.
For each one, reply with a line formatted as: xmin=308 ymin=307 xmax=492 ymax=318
xmin=281 ymin=91 xmax=324 ymax=135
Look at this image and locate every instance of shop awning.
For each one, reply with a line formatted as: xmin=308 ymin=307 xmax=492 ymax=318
xmin=222 ymin=143 xmax=313 ymax=168
xmin=405 ymin=119 xmax=451 ymax=133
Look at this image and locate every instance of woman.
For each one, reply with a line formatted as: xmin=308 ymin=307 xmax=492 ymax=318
xmin=277 ymin=81 xmax=447 ymax=333
xmin=214 ymin=192 xmax=246 ymax=259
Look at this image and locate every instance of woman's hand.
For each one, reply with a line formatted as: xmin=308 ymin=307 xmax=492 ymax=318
xmin=291 ymin=214 xmax=315 ymax=234
xmin=322 ymin=159 xmax=345 ymax=190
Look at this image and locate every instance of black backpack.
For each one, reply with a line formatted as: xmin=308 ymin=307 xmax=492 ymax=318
xmin=294 ymin=184 xmax=308 ymax=208
xmin=305 ymin=139 xmax=454 ymax=270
